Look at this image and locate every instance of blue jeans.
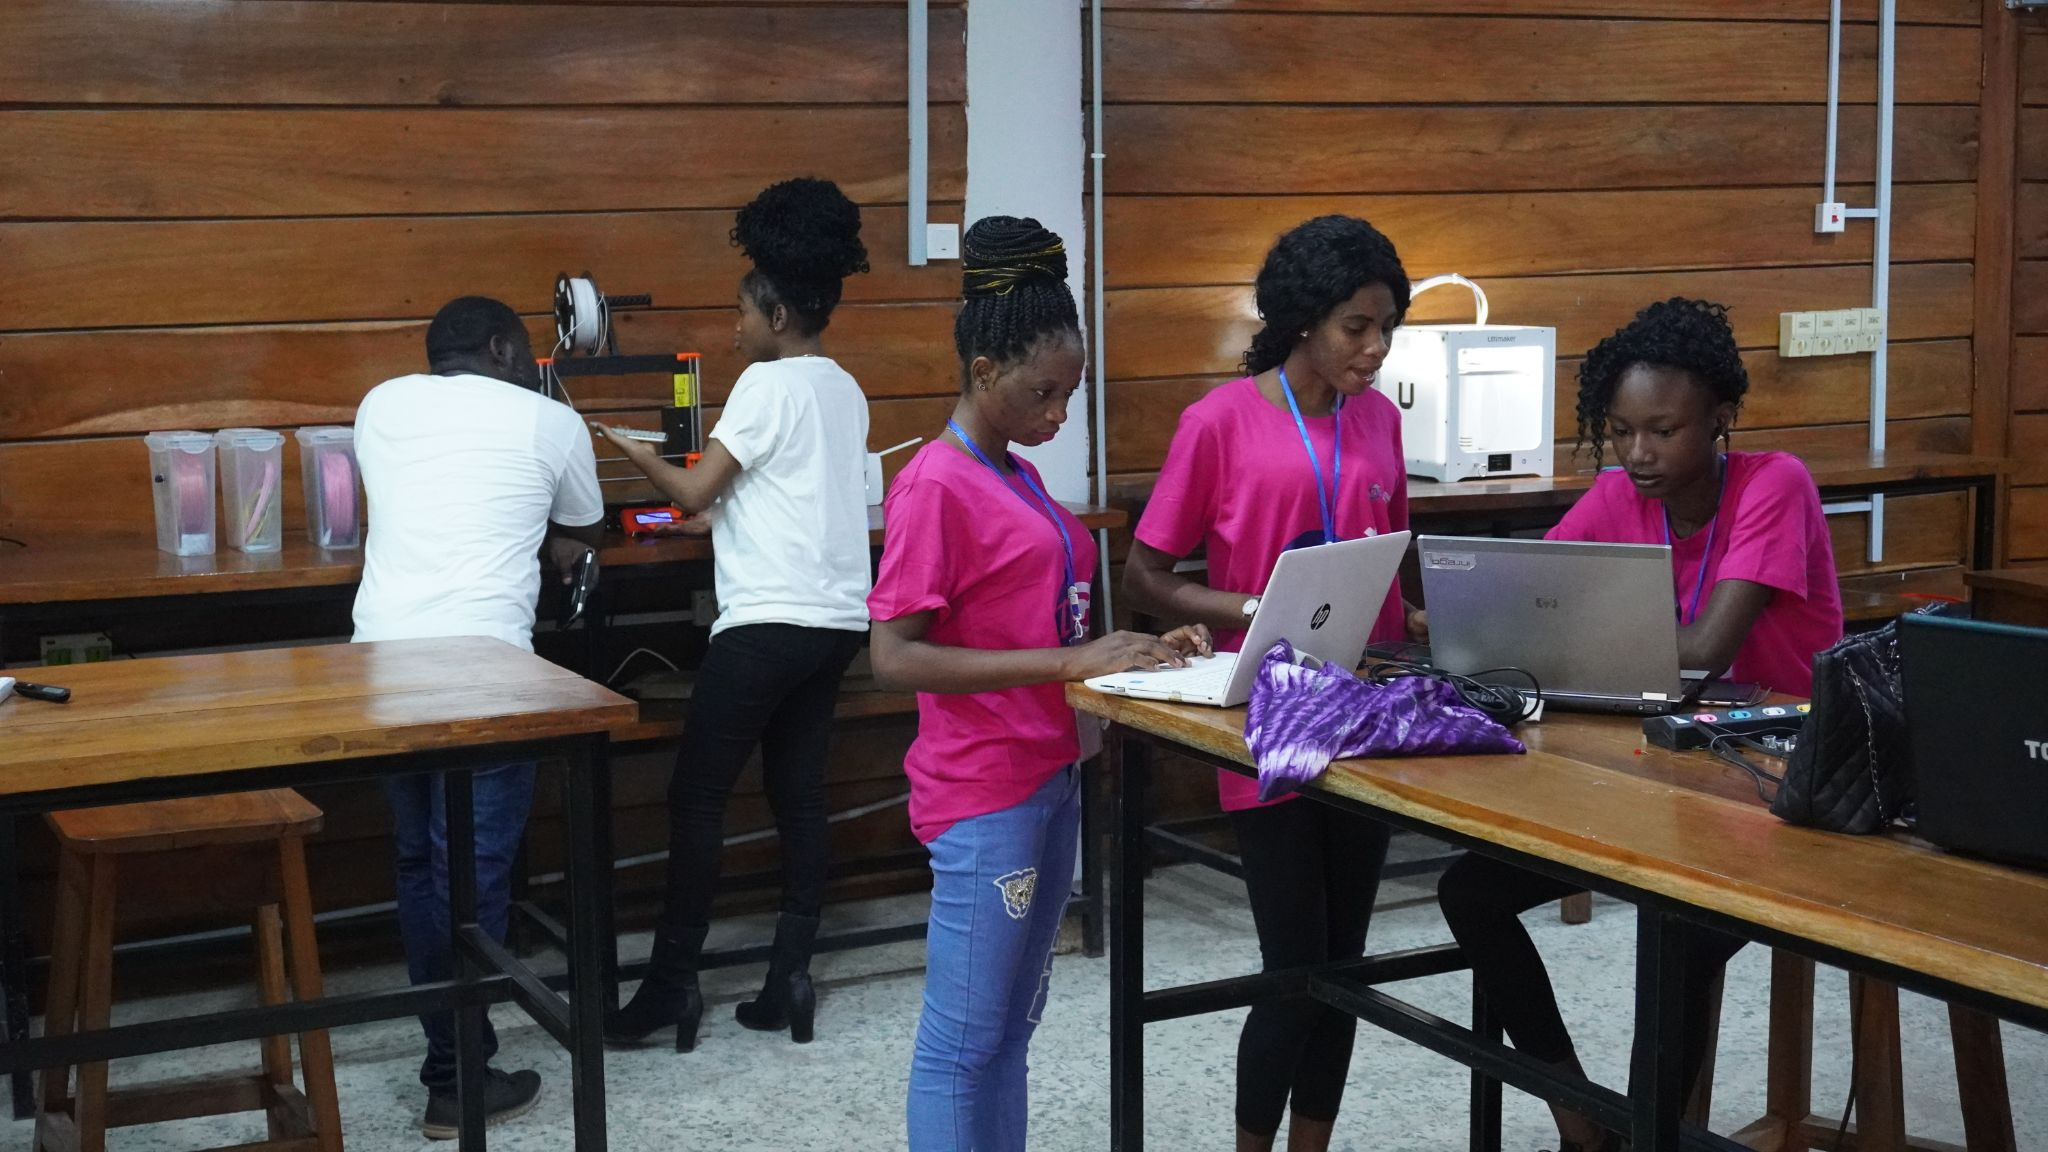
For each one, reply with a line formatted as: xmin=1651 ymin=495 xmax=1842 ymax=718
xmin=907 ymin=765 xmax=1080 ymax=1152
xmin=384 ymin=762 xmax=537 ymax=1092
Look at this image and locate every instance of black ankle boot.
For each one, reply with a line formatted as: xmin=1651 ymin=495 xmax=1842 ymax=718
xmin=734 ymin=913 xmax=819 ymax=1043
xmin=604 ymin=922 xmax=709 ymax=1052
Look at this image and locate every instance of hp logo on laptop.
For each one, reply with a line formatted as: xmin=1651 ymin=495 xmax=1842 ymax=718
xmin=1309 ymin=604 xmax=1332 ymax=630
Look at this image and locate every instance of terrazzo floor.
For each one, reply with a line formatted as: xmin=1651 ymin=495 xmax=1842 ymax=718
xmin=12 ymin=861 xmax=2045 ymax=1151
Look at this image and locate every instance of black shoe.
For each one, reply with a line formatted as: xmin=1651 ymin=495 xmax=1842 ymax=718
xmin=735 ymin=913 xmax=819 ymax=1043
xmin=605 ymin=922 xmax=709 ymax=1052
xmin=421 ymin=1067 xmax=543 ymax=1141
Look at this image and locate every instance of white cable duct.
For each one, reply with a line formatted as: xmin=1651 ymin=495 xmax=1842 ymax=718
xmin=1867 ymin=0 xmax=1897 ymax=563
xmin=908 ymin=0 xmax=930 ymax=266
xmin=1820 ymin=0 xmax=1895 ymax=563
xmin=1090 ymin=0 xmax=1116 ymax=630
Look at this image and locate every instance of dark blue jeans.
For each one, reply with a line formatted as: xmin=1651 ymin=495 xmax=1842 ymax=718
xmin=384 ymin=762 xmax=537 ymax=1092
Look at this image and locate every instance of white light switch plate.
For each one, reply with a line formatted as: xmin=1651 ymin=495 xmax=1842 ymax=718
xmin=926 ymin=223 xmax=960 ymax=260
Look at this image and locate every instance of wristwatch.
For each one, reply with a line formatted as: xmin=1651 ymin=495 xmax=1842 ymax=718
xmin=1241 ymin=596 xmax=1262 ymax=619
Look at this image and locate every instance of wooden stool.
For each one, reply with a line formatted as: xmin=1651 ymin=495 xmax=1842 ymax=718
xmin=1696 ymin=950 xmax=2014 ymax=1152
xmin=34 ymin=790 xmax=343 ymax=1152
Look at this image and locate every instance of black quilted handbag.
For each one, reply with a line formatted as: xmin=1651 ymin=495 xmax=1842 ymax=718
xmin=1769 ymin=618 xmax=1914 ymax=834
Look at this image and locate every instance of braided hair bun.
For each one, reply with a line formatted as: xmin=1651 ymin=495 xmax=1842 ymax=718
xmin=731 ymin=177 xmax=870 ymax=334
xmin=954 ymin=216 xmax=1080 ymax=375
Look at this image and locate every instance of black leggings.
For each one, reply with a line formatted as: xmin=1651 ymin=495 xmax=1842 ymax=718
xmin=1229 ymin=800 xmax=1392 ymax=1137
xmin=659 ymin=623 xmax=865 ymax=928
xmin=1436 ymin=852 xmax=1746 ymax=1111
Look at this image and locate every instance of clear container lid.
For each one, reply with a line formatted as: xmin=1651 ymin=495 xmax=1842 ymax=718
xmin=295 ymin=426 xmax=355 ymax=445
xmin=144 ymin=430 xmax=213 ymax=454
xmin=213 ymin=427 xmax=286 ymax=450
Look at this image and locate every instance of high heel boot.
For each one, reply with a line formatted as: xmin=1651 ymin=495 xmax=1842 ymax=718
xmin=734 ymin=913 xmax=819 ymax=1043
xmin=604 ymin=922 xmax=709 ymax=1052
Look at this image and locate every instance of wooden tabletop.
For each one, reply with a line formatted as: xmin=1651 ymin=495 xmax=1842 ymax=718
xmin=0 ymin=637 xmax=635 ymax=795
xmin=1963 ymin=567 xmax=2048 ymax=599
xmin=1070 ymin=686 xmax=2048 ymax=1016
xmin=0 ymin=502 xmax=1129 ymax=606
xmin=1108 ymin=450 xmax=2007 ymax=518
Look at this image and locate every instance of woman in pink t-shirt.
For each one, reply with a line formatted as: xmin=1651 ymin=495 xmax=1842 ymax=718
xmin=1125 ymin=215 xmax=1424 ymax=1152
xmin=868 ymin=217 xmax=1209 ymax=1151
xmin=1437 ymin=298 xmax=1845 ymax=1152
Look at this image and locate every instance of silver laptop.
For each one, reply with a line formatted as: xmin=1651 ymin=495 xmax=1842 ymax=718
xmin=1084 ymin=531 xmax=1411 ymax=707
xmin=1418 ymin=535 xmax=1759 ymax=715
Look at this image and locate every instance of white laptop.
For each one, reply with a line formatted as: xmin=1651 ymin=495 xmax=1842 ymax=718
xmin=1417 ymin=535 xmax=1761 ymax=714
xmin=1084 ymin=531 xmax=1411 ymax=707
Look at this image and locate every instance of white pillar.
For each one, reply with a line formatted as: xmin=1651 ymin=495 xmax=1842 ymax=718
xmin=964 ymin=0 xmax=1091 ymax=503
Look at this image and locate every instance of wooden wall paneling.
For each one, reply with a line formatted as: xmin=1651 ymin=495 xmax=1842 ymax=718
xmin=0 ymin=106 xmax=968 ymax=220
xmin=0 ymin=3 xmax=967 ymax=107
xmin=1103 ymin=263 xmax=1975 ymax=383
xmin=1102 ymin=185 xmax=1975 ymax=290
xmin=2018 ymin=260 xmax=2048 ymax=332
xmin=1829 ymin=491 xmax=1969 ymax=575
xmin=2018 ymin=182 xmax=2048 ymax=257
xmin=2009 ymin=488 xmax=2048 ymax=559
xmin=2009 ymin=412 xmax=2048 ymax=483
xmin=1107 ymin=104 xmax=1978 ymax=197
xmin=2016 ymin=337 xmax=2048 ymax=411
xmin=1102 ymin=14 xmax=1980 ymax=105
xmin=2026 ymin=23 xmax=2048 ymax=106
xmin=0 ymin=205 xmax=969 ymax=333
xmin=0 ymin=303 xmax=962 ymax=440
xmin=1097 ymin=1 xmax=1977 ymax=21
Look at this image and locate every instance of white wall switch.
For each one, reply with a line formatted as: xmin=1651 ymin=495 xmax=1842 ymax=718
xmin=926 ymin=222 xmax=960 ymax=261
xmin=1814 ymin=310 xmax=1845 ymax=339
xmin=1857 ymin=307 xmax=1885 ymax=338
xmin=1813 ymin=334 xmax=1838 ymax=356
xmin=1815 ymin=203 xmax=1848 ymax=234
xmin=1835 ymin=308 xmax=1863 ymax=336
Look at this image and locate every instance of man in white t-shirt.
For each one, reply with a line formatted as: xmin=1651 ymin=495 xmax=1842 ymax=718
xmin=353 ymin=295 xmax=603 ymax=1138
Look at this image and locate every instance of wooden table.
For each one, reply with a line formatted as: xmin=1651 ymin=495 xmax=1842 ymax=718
xmin=1965 ymin=568 xmax=2048 ymax=628
xmin=0 ymin=638 xmax=635 ymax=1150
xmin=0 ymin=502 xmax=1127 ymax=608
xmin=1109 ymin=450 xmax=2008 ymax=569
xmin=1073 ymin=687 xmax=2048 ymax=1152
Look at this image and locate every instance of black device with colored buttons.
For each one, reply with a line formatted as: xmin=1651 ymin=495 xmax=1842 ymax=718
xmin=1643 ymin=702 xmax=1809 ymax=751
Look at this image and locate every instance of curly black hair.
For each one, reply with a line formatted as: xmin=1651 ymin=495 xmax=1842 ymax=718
xmin=731 ymin=177 xmax=870 ymax=335
xmin=1243 ymin=215 xmax=1411 ymax=376
xmin=953 ymin=216 xmax=1080 ymax=386
xmin=1575 ymin=297 xmax=1749 ymax=466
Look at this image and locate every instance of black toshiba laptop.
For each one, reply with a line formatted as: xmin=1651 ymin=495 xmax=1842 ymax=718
xmin=1898 ymin=613 xmax=2048 ymax=870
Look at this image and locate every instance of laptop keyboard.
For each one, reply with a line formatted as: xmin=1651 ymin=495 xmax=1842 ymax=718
xmin=1148 ymin=655 xmax=1235 ymax=699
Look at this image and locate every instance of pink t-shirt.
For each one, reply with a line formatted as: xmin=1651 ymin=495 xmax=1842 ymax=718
xmin=868 ymin=442 xmax=1101 ymax=843
xmin=1546 ymin=451 xmax=1842 ymax=696
xmin=1135 ymin=376 xmax=1409 ymax=811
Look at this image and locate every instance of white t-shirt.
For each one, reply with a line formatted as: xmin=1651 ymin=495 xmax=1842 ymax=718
xmin=706 ymin=356 xmax=873 ymax=635
xmin=351 ymin=372 xmax=603 ymax=652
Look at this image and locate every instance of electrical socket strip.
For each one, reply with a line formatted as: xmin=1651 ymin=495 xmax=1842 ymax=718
xmin=1778 ymin=308 xmax=1885 ymax=358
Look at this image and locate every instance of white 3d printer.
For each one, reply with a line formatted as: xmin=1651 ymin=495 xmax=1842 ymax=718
xmin=1374 ymin=274 xmax=1556 ymax=482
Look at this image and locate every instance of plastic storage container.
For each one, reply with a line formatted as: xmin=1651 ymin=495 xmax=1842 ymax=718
xmin=296 ymin=426 xmax=362 ymax=550
xmin=214 ymin=427 xmax=286 ymax=553
xmin=144 ymin=431 xmax=218 ymax=556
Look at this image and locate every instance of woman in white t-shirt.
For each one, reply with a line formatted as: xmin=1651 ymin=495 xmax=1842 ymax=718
xmin=595 ymin=178 xmax=873 ymax=1052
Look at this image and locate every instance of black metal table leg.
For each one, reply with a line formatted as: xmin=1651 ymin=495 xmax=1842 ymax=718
xmin=446 ymin=768 xmax=489 ymax=1152
xmin=1080 ymin=751 xmax=1106 ymax=958
xmin=1973 ymin=475 xmax=1999 ymax=569
xmin=1470 ymin=980 xmax=1504 ymax=1152
xmin=1109 ymin=728 xmax=1147 ymax=1151
xmin=0 ymin=815 xmax=33 ymax=1119
xmin=563 ymin=735 xmax=610 ymax=1151
xmin=584 ymin=740 xmax=620 ymax=1015
xmin=1631 ymin=909 xmax=1689 ymax=1152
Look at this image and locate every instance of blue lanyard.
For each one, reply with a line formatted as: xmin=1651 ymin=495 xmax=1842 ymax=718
xmin=946 ymin=420 xmax=1084 ymax=642
xmin=1661 ymin=455 xmax=1727 ymax=626
xmin=1277 ymin=367 xmax=1342 ymax=545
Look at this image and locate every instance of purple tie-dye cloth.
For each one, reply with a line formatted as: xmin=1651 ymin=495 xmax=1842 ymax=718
xmin=1243 ymin=642 xmax=1524 ymax=802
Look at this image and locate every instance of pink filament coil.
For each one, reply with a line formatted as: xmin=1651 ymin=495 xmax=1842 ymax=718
xmin=319 ymin=450 xmax=357 ymax=546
